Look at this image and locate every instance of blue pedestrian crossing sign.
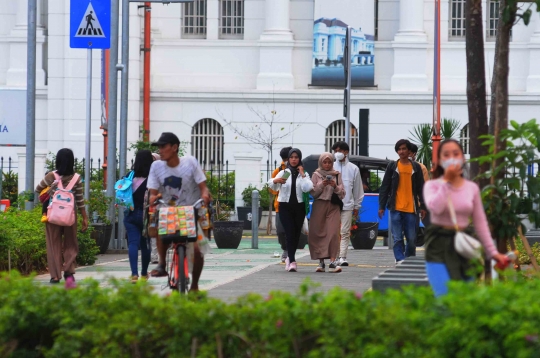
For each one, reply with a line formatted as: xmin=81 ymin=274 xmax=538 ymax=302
xmin=70 ymin=0 xmax=111 ymax=49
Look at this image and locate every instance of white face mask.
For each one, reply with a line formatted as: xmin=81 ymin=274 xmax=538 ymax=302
xmin=334 ymin=152 xmax=345 ymax=161
xmin=440 ymin=158 xmax=464 ymax=170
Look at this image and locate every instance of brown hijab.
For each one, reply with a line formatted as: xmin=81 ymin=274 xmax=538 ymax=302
xmin=315 ymin=152 xmax=339 ymax=178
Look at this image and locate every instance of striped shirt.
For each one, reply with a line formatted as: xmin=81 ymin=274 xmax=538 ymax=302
xmin=36 ymin=172 xmax=85 ymax=209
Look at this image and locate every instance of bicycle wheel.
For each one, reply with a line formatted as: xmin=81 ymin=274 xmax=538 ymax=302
xmin=176 ymin=245 xmax=187 ymax=294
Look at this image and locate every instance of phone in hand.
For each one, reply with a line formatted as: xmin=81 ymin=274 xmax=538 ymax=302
xmin=281 ymin=171 xmax=291 ymax=180
xmin=326 ymin=175 xmax=333 ymax=181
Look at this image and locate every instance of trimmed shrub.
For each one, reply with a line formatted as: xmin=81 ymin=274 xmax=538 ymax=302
xmin=1 ymin=275 xmax=540 ymax=357
xmin=0 ymin=207 xmax=99 ymax=273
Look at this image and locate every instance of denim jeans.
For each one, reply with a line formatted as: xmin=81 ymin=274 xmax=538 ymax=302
xmin=123 ymin=208 xmax=151 ymax=277
xmin=425 ymin=262 xmax=451 ymax=297
xmin=390 ymin=210 xmax=417 ymax=261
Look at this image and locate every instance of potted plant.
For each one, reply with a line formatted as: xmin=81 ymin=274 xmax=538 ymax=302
xmin=88 ymin=179 xmax=113 ymax=254
xmin=238 ymin=184 xmax=265 ymax=230
xmin=212 ymin=201 xmax=244 ymax=249
xmin=350 ymin=211 xmax=379 ymax=250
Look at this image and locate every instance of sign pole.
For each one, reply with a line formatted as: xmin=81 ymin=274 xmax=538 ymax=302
xmin=85 ymin=48 xmax=93 ymax=208
xmin=25 ymin=0 xmax=37 ymax=209
xmin=107 ymin=0 xmax=121 ymax=249
xmin=117 ymin=0 xmax=131 ymax=250
xmin=344 ymin=26 xmax=352 ymax=145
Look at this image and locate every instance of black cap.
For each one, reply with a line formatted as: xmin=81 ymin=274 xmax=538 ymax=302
xmin=151 ymin=132 xmax=180 ymax=147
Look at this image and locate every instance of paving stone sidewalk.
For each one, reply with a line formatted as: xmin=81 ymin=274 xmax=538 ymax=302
xmin=34 ymin=237 xmax=423 ymax=300
xmin=208 ymin=241 xmax=408 ymax=301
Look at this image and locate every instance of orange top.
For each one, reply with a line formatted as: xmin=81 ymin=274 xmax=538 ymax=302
xmin=395 ymin=161 xmax=414 ymax=213
xmin=270 ymin=162 xmax=286 ymax=212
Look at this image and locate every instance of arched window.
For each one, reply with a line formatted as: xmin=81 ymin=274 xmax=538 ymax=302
xmin=191 ymin=118 xmax=224 ymax=170
xmin=325 ymin=120 xmax=359 ymax=155
xmin=460 ymin=123 xmax=470 ymax=155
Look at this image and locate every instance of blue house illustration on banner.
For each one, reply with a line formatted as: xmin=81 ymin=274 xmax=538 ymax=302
xmin=313 ymin=18 xmax=374 ymax=67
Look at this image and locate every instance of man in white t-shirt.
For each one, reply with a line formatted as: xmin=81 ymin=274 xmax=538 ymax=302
xmin=147 ymin=132 xmax=211 ymax=292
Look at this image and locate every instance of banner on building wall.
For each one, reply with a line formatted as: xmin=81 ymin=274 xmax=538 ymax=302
xmin=0 ymin=89 xmax=27 ymax=146
xmin=311 ymin=0 xmax=375 ymax=87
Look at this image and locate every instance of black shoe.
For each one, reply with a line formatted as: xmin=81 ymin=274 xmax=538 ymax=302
xmin=50 ymin=278 xmax=60 ymax=284
xmin=150 ymin=264 xmax=168 ymax=277
xmin=316 ymin=262 xmax=325 ymax=272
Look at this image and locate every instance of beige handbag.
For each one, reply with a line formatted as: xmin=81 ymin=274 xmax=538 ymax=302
xmin=447 ymin=196 xmax=482 ymax=260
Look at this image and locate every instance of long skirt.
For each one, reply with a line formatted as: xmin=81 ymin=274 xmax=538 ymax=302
xmin=308 ymin=200 xmax=341 ymax=260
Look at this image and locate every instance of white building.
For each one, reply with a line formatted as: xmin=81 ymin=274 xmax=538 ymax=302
xmin=1 ymin=0 xmax=540 ymax=191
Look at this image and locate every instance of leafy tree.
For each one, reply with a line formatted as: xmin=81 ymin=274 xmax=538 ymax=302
xmin=474 ymin=119 xmax=540 ymax=262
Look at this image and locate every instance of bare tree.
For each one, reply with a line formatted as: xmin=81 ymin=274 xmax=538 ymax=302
xmin=218 ymin=99 xmax=303 ymax=234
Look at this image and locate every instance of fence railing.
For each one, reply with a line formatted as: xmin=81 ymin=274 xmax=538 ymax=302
xmin=261 ymin=160 xmax=280 ymax=183
xmin=0 ymin=157 xmax=18 ymax=172
xmin=55 ymin=157 xmax=134 ymax=183
xmin=203 ymin=160 xmax=235 ymax=208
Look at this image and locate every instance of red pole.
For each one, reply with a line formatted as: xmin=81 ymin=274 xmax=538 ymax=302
xmin=143 ymin=2 xmax=151 ymax=142
xmin=432 ymin=0 xmax=442 ymax=168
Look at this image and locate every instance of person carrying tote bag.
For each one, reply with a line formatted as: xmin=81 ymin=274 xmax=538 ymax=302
xmin=36 ymin=148 xmax=88 ymax=286
xmin=422 ymin=139 xmax=508 ymax=297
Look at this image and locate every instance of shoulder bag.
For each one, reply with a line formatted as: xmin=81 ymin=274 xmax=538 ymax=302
xmin=330 ymin=173 xmax=344 ymax=211
xmin=447 ymin=196 xmax=482 ymax=260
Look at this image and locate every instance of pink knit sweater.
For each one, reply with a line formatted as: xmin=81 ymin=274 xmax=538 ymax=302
xmin=423 ymin=179 xmax=498 ymax=258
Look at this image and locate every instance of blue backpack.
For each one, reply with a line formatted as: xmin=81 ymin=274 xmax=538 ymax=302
xmin=114 ymin=171 xmax=135 ymax=210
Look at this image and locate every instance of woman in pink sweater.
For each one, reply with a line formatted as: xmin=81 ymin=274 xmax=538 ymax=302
xmin=423 ymin=139 xmax=508 ymax=296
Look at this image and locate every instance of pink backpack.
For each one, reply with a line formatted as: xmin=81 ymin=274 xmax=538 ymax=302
xmin=47 ymin=172 xmax=80 ymax=226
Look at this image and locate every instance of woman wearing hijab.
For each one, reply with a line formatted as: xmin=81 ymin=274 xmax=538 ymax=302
xmin=269 ymin=148 xmax=314 ymax=272
xmin=308 ymin=153 xmax=345 ymax=273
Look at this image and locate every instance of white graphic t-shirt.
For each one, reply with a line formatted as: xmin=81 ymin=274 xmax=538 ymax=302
xmin=147 ymin=156 xmax=207 ymax=206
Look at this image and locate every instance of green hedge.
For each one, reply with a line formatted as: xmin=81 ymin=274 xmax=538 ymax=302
xmin=1 ymin=274 xmax=540 ymax=357
xmin=0 ymin=207 xmax=99 ymax=274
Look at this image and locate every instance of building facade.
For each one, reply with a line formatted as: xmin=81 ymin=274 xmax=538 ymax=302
xmin=1 ymin=0 xmax=540 ymax=190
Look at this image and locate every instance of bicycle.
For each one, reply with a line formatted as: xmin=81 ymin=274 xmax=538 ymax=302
xmin=153 ymin=198 xmax=206 ymax=294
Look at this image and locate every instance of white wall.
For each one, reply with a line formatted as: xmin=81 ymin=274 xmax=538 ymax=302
xmin=1 ymin=0 xmax=540 ymax=180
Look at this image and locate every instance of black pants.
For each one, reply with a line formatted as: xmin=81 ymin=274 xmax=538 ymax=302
xmin=278 ymin=202 xmax=305 ymax=263
xmin=276 ymin=214 xmax=287 ymax=251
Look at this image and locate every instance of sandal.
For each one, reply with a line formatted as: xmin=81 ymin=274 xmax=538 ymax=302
xmin=50 ymin=278 xmax=60 ymax=284
xmin=150 ymin=265 xmax=168 ymax=277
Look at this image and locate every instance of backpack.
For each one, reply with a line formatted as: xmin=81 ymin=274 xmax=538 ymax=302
xmin=114 ymin=171 xmax=135 ymax=210
xmin=47 ymin=172 xmax=80 ymax=227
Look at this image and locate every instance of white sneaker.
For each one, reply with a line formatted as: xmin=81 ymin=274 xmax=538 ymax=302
xmin=338 ymin=257 xmax=349 ymax=266
xmin=396 ymin=260 xmax=404 ymax=265
xmin=329 ymin=260 xmax=342 ymax=273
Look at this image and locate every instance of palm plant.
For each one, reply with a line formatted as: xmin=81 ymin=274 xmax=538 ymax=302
xmin=409 ymin=124 xmax=433 ymax=171
xmin=409 ymin=118 xmax=464 ymax=172
xmin=440 ymin=118 xmax=461 ymax=140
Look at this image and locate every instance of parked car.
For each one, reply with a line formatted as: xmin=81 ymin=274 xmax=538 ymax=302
xmin=303 ymin=154 xmax=391 ymax=238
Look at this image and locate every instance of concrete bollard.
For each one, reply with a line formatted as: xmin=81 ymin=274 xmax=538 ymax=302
xmin=251 ymin=190 xmax=259 ymax=249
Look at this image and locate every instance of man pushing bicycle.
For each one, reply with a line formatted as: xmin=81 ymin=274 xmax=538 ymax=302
xmin=147 ymin=132 xmax=211 ymax=292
